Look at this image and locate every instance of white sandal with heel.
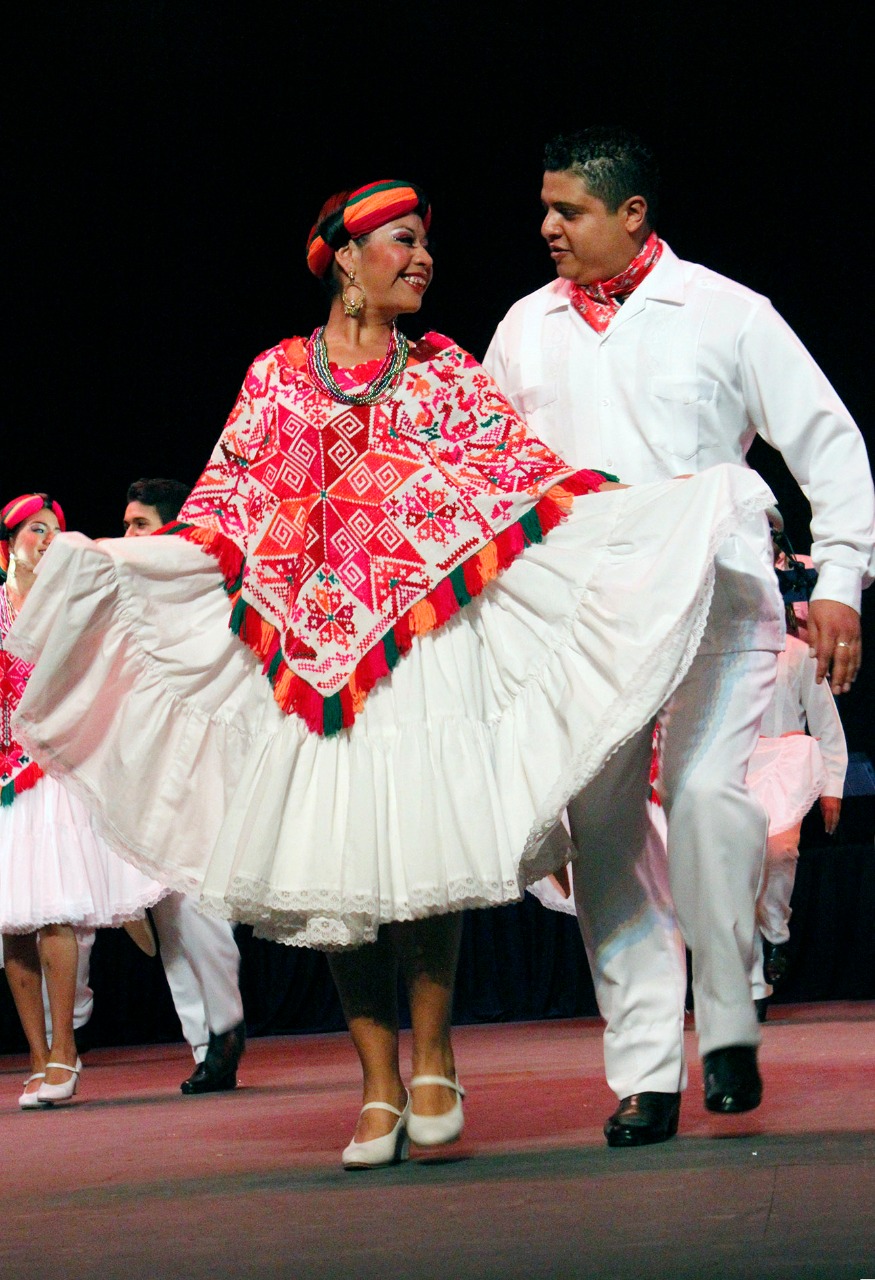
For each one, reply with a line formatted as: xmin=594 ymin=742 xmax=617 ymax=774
xmin=342 ymin=1095 xmax=410 ymax=1170
xmin=18 ymin=1072 xmax=46 ymax=1110
xmin=407 ymin=1075 xmax=465 ymax=1147
xmin=36 ymin=1058 xmax=82 ymax=1105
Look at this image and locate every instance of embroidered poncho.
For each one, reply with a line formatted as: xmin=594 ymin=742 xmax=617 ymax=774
xmin=174 ymin=332 xmax=608 ymax=735
xmin=0 ymin=587 xmax=43 ymax=804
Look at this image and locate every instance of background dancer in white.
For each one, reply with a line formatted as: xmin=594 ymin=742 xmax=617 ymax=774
xmin=747 ymin=543 xmax=848 ymax=1018
xmin=122 ymin=479 xmax=246 ymax=1093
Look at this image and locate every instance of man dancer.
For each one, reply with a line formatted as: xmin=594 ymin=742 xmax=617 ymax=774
xmin=123 ymin=477 xmax=247 ymax=1093
xmin=749 ymin=616 xmax=848 ymax=1016
xmin=485 ymin=128 xmax=873 ymax=1145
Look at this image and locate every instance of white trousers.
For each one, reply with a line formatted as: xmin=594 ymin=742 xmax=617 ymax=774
xmin=569 ymin=649 xmax=776 ymax=1099
xmin=757 ymin=824 xmax=801 ymax=945
xmin=750 ymin=823 xmax=801 ymax=999
xmin=150 ymin=892 xmax=243 ymax=1062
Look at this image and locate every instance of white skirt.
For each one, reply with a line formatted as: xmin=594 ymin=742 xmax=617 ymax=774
xmin=0 ymin=774 xmax=168 ymax=935
xmin=746 ymin=734 xmax=826 ymax=836
xmin=9 ymin=464 xmax=773 ymax=949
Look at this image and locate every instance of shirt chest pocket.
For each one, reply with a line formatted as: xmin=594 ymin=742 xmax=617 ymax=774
xmin=648 ymin=375 xmax=718 ymax=460
xmin=510 ymin=382 xmax=559 ymax=417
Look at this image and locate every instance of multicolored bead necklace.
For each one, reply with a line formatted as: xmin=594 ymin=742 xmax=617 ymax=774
xmin=306 ymin=324 xmax=410 ymax=405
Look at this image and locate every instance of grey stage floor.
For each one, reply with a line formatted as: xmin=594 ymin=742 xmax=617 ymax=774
xmin=1 ymin=1003 xmax=873 ymax=1280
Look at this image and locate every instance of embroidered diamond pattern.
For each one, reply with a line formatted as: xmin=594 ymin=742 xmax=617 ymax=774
xmin=179 ymin=336 xmax=576 ymax=693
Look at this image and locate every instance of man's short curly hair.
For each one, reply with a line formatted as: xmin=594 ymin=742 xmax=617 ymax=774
xmin=543 ymin=127 xmax=659 ymax=223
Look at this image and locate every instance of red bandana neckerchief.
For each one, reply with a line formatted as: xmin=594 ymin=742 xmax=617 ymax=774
xmin=569 ymin=232 xmax=663 ymax=333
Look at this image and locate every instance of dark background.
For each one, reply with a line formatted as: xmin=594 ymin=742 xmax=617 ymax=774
xmin=6 ymin=1 xmax=874 ymax=751
xmin=2 ymin=3 xmax=873 ymax=1049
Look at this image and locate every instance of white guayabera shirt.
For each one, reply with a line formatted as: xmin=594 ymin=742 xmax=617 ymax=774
xmin=485 ymin=242 xmax=875 ymax=653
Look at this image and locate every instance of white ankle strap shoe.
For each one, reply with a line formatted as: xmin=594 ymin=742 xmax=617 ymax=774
xmin=407 ymin=1075 xmax=465 ymax=1147
xmin=342 ymin=1095 xmax=410 ymax=1170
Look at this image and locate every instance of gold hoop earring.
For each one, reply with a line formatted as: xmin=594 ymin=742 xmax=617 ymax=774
xmin=341 ymin=270 xmax=366 ymax=319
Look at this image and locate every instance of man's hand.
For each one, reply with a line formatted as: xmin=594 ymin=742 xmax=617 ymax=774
xmin=819 ymin=795 xmax=842 ymax=835
xmin=807 ymin=599 xmax=861 ymax=694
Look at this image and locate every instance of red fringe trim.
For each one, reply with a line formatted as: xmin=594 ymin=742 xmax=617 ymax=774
xmin=171 ymin=468 xmax=607 ymax=735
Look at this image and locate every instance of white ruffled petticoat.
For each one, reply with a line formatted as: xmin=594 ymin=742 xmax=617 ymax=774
xmin=9 ymin=464 xmax=773 ymax=949
xmin=0 ymin=773 xmax=167 ymax=935
xmin=746 ymin=734 xmax=826 ymax=836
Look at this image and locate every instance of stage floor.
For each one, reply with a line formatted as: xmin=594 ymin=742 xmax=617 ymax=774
xmin=2 ymin=1003 xmax=873 ymax=1279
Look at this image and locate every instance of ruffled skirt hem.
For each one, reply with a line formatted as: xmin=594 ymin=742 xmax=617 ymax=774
xmin=10 ymin=465 xmax=773 ymax=948
xmin=0 ymin=774 xmax=168 ymax=934
xmin=746 ymin=734 xmax=826 ymax=836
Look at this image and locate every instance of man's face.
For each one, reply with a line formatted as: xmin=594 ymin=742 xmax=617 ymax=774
xmin=540 ymin=169 xmax=636 ymax=286
xmin=123 ymin=500 xmax=163 ymax=537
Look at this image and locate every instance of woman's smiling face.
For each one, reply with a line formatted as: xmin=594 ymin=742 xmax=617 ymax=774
xmin=338 ymin=215 xmax=433 ymax=318
xmin=10 ymin=508 xmax=61 ymax=572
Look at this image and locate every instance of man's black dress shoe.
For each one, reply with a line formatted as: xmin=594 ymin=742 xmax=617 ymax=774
xmin=604 ymin=1091 xmax=681 ymax=1147
xmin=762 ymin=939 xmax=790 ymax=986
xmin=702 ymin=1045 xmax=762 ymax=1113
xmin=180 ymin=1020 xmax=246 ymax=1095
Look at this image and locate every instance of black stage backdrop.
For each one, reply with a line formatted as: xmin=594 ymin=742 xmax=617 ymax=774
xmin=2 ymin=3 xmax=874 ymax=1050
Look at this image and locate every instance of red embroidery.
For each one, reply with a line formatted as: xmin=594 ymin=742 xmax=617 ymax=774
xmin=172 ymin=335 xmax=612 ymax=734
xmin=0 ymin=588 xmax=43 ymax=805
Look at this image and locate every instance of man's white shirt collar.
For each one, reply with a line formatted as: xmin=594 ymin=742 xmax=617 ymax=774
xmin=542 ymin=241 xmax=686 ymax=322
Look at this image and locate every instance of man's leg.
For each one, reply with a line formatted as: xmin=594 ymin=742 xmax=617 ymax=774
xmin=150 ymin=891 xmax=211 ymax=1062
xmin=659 ymin=650 xmax=776 ymax=1109
xmin=151 ymin=891 xmax=245 ymax=1094
xmin=167 ymin=893 xmax=243 ymax=1037
xmin=568 ymin=725 xmax=688 ymax=1109
xmin=755 ymin=824 xmax=801 ymax=1002
xmin=757 ymin=825 xmax=801 ymax=946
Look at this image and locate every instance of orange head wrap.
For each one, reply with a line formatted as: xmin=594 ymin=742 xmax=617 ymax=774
xmin=306 ymin=179 xmax=431 ymax=278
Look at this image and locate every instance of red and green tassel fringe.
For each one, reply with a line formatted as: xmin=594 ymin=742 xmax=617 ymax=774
xmin=166 ymin=468 xmax=613 ymax=737
xmin=1 ymin=760 xmax=43 ymax=807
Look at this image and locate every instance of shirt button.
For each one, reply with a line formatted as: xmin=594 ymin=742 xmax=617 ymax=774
xmin=600 ymin=398 xmax=610 ymax=407
xmin=605 ymin=458 xmax=614 ymax=468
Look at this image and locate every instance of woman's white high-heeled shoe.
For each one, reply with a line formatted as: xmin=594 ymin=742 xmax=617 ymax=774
xmin=407 ymin=1075 xmax=465 ymax=1147
xmin=342 ymin=1096 xmax=410 ymax=1170
xmin=18 ymin=1073 xmax=46 ymax=1110
xmin=36 ymin=1058 xmax=82 ymax=1105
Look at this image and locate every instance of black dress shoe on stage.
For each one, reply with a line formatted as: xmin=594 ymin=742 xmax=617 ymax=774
xmin=702 ymin=1045 xmax=762 ymax=1113
xmin=604 ymin=1091 xmax=681 ymax=1147
xmin=762 ymin=939 xmax=790 ymax=987
xmin=180 ymin=1020 xmax=246 ymax=1095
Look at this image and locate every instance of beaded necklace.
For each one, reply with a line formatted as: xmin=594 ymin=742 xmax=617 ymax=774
xmin=305 ymin=324 xmax=409 ymax=405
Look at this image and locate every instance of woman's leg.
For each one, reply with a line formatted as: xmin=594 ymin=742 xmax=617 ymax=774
xmin=3 ymin=931 xmax=51 ymax=1095
xmin=327 ymin=928 xmax=406 ymax=1141
xmin=394 ymin=912 xmax=463 ymax=1117
xmin=37 ymin=923 xmax=80 ymax=1084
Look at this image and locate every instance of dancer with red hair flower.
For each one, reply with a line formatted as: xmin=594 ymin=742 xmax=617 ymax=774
xmin=0 ymin=493 xmax=166 ymax=1109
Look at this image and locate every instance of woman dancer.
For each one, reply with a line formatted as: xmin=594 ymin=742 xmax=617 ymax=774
xmin=0 ymin=494 xmax=165 ymax=1108
xmin=9 ymin=182 xmax=773 ymax=1160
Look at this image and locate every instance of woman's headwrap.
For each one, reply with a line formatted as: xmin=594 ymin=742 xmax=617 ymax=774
xmin=0 ymin=493 xmax=66 ymax=574
xmin=306 ymin=179 xmax=431 ymax=278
